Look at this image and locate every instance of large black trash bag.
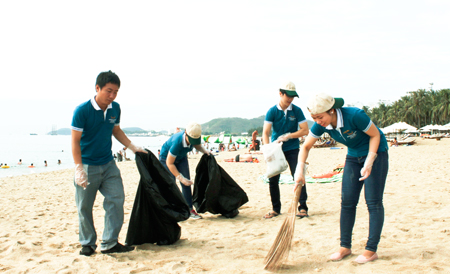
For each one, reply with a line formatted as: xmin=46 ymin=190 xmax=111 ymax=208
xmin=125 ymin=150 xmax=190 ymax=246
xmin=193 ymin=154 xmax=249 ymax=218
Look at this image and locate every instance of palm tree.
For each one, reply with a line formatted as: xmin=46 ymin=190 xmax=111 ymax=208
xmin=436 ymin=89 xmax=450 ymax=124
xmin=365 ymin=88 xmax=449 ymax=128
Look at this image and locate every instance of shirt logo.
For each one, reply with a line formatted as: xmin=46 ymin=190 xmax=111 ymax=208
xmin=343 ymin=130 xmax=357 ymax=139
xmin=288 ymin=115 xmax=296 ymax=121
xmin=109 ymin=116 xmax=116 ymax=124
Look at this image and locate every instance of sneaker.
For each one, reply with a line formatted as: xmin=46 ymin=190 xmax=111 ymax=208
xmin=80 ymin=246 xmax=95 ymax=256
xmin=101 ymin=243 xmax=134 ymax=254
xmin=190 ymin=209 xmax=202 ymax=219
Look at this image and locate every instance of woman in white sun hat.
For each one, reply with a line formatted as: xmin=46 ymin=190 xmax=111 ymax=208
xmin=294 ymin=93 xmax=389 ymax=264
xmin=159 ymin=122 xmax=210 ymax=220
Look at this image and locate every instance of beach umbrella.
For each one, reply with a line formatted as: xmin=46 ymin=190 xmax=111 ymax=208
xmin=203 ymin=135 xmax=210 ymax=143
xmin=382 ymin=122 xmax=417 ymax=137
xmin=404 ymin=128 xmax=418 ymax=133
xmin=442 ymin=123 xmax=450 ymax=130
xmin=383 ymin=122 xmax=417 ymax=133
xmin=381 ymin=127 xmax=394 ymax=134
xmin=419 ymin=125 xmax=431 ymax=132
xmin=420 ymin=124 xmax=436 ymax=131
xmin=420 ymin=124 xmax=443 ymax=134
xmin=223 ymin=134 xmax=232 ymax=144
xmin=436 ymin=125 xmax=449 ymax=131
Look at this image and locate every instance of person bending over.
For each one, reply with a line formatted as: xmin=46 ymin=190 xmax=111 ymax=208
xmin=159 ymin=122 xmax=210 ymax=219
xmin=295 ymin=93 xmax=389 ymax=264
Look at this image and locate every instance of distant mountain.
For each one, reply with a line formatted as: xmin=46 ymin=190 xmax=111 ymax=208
xmin=201 ymin=116 xmax=315 ymax=135
xmin=49 ymin=119 xmax=314 ymax=136
xmin=201 ymin=116 xmax=265 ymax=135
xmin=47 ymin=128 xmax=71 ymax=135
xmin=122 ymin=127 xmax=148 ymax=134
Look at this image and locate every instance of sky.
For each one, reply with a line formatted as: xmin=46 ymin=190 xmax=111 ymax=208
xmin=1 ymin=0 xmax=449 ymax=135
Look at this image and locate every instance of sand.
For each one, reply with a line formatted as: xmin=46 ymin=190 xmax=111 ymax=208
xmin=1 ymin=137 xmax=449 ymax=273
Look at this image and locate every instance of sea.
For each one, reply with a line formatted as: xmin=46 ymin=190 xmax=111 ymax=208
xmin=0 ymin=134 xmax=240 ymax=179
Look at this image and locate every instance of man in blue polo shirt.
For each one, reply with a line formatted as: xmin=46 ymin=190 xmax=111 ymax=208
xmin=71 ymin=70 xmax=146 ymax=256
xmin=262 ymin=81 xmax=309 ymax=219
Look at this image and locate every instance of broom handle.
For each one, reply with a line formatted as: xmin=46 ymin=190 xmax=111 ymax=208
xmin=293 ymin=162 xmax=307 ymax=205
xmin=293 ymin=183 xmax=302 ymax=205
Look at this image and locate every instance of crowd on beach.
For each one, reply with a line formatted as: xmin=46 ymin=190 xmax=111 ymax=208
xmin=67 ymin=70 xmax=389 ymax=266
xmin=0 ymin=159 xmax=62 ymax=168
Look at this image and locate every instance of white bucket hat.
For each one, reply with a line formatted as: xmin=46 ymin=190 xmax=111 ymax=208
xmin=307 ymin=93 xmax=344 ymax=115
xmin=279 ymin=81 xmax=298 ymax=97
xmin=186 ymin=122 xmax=202 ymax=145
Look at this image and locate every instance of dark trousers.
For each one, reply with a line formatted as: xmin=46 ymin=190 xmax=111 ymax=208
xmin=340 ymin=151 xmax=389 ymax=252
xmin=160 ymin=156 xmax=193 ymax=210
xmin=268 ymin=148 xmax=308 ymax=213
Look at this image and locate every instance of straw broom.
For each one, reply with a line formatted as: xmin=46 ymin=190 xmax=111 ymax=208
xmin=263 ymin=184 xmax=302 ymax=271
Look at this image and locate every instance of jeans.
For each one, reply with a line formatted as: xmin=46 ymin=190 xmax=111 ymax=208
xmin=160 ymin=156 xmax=193 ymax=210
xmin=340 ymin=151 xmax=389 ymax=252
xmin=268 ymin=148 xmax=308 ymax=214
xmin=74 ymin=160 xmax=125 ymax=251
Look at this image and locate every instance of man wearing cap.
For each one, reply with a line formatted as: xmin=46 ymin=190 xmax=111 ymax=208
xmin=159 ymin=122 xmax=210 ymax=219
xmin=71 ymin=70 xmax=147 ymax=256
xmin=262 ymin=81 xmax=309 ymax=219
xmin=294 ymin=93 xmax=388 ymax=264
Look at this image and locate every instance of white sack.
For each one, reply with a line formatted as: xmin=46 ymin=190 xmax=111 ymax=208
xmin=261 ymin=142 xmax=288 ymax=178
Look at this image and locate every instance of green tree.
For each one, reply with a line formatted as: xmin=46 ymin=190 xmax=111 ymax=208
xmin=436 ymin=89 xmax=450 ymax=124
xmin=364 ymin=88 xmax=450 ymax=129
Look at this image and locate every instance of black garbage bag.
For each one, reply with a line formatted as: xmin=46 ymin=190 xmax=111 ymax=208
xmin=193 ymin=154 xmax=249 ymax=218
xmin=125 ymin=150 xmax=190 ymax=246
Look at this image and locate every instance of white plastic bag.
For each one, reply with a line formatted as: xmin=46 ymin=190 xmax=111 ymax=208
xmin=261 ymin=142 xmax=288 ymax=178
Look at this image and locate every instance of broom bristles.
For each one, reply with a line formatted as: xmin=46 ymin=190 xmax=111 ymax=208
xmin=264 ymin=185 xmax=302 ymax=271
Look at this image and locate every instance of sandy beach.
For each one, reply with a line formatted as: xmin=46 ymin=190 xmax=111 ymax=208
xmin=1 ymin=137 xmax=449 ymax=273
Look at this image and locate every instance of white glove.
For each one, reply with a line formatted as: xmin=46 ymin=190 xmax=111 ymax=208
xmin=75 ymin=164 xmax=89 ymax=189
xmin=177 ymin=173 xmax=193 ymax=186
xmin=359 ymin=152 xmax=377 ymax=181
xmin=127 ymin=142 xmax=147 ymax=154
xmin=276 ymin=133 xmax=291 ymax=143
xmin=294 ymin=162 xmax=308 ymax=187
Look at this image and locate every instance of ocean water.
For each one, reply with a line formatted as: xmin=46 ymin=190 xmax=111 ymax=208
xmin=0 ymin=134 xmax=243 ymax=179
xmin=0 ymin=134 xmax=170 ymax=178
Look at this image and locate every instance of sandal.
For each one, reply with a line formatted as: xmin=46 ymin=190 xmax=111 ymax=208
xmin=296 ymin=209 xmax=309 ymax=218
xmin=263 ymin=211 xmax=280 ymax=219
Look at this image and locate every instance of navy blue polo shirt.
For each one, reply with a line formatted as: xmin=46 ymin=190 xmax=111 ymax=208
xmin=159 ymin=131 xmax=193 ymax=163
xmin=310 ymin=107 xmax=388 ymax=157
xmin=71 ymin=97 xmax=120 ymax=165
xmin=265 ymin=103 xmax=307 ymax=152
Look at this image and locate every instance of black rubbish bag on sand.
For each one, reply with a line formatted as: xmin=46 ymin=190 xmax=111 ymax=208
xmin=193 ymin=154 xmax=249 ymax=218
xmin=125 ymin=150 xmax=190 ymax=246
